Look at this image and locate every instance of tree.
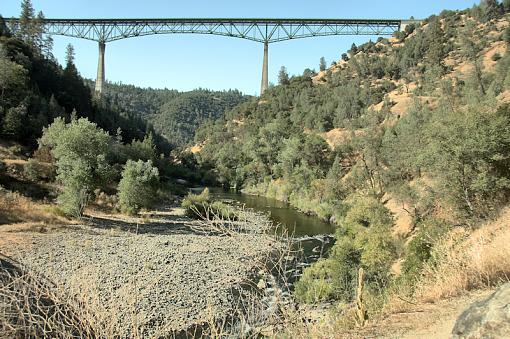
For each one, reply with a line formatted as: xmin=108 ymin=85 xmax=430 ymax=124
xmin=478 ymin=0 xmax=502 ymax=21
xmin=0 ymin=46 xmax=26 ymax=104
xmin=18 ymin=0 xmax=35 ymax=44
xmin=424 ymin=102 xmax=510 ymax=217
xmin=65 ymin=44 xmax=75 ymax=69
xmin=125 ymin=132 xmax=157 ymax=161
xmin=341 ymin=53 xmax=349 ymax=62
xmin=3 ymin=104 xmax=26 ymax=139
xmin=40 ymin=117 xmax=113 ymax=216
xmin=0 ymin=15 xmax=11 ymax=37
xmin=278 ymin=66 xmax=290 ymax=85
xmin=319 ymin=57 xmax=327 ymax=72
xmin=504 ymin=0 xmax=510 ymax=13
xmin=118 ymin=160 xmax=159 ymax=215
xmin=302 ymin=68 xmax=315 ymax=78
xmin=350 ymin=43 xmax=358 ymax=55
xmin=36 ymin=11 xmax=53 ymax=57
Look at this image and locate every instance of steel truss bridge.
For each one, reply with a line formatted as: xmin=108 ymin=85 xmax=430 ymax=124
xmin=5 ymin=18 xmax=420 ymax=94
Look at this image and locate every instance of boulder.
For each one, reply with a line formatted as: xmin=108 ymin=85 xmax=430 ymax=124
xmin=451 ymin=283 xmax=510 ymax=339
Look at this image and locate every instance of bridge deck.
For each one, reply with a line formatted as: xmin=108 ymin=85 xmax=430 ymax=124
xmin=5 ymin=17 xmax=409 ymax=43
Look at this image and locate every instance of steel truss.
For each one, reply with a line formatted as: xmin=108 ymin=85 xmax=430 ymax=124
xmin=6 ymin=18 xmax=404 ymax=43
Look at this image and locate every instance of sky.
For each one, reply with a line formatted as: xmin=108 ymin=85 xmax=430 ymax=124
xmin=2 ymin=0 xmax=478 ymax=95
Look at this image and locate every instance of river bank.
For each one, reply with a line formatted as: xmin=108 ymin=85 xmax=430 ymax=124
xmin=241 ymin=180 xmax=342 ymax=226
xmin=0 ymin=204 xmax=281 ymax=337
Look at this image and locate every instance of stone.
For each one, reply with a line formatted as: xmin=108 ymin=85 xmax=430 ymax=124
xmin=451 ymin=283 xmax=510 ymax=339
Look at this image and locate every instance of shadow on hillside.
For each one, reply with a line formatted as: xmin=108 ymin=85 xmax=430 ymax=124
xmin=0 ymin=174 xmax=53 ymax=201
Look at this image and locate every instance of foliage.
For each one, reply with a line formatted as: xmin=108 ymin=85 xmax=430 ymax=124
xmin=40 ymin=117 xmax=113 ymax=216
xmin=294 ymin=259 xmax=339 ymax=303
xmin=424 ymin=102 xmax=510 ymax=217
xmin=123 ymin=133 xmax=157 ymax=162
xmin=181 ymin=187 xmax=211 ymax=217
xmin=278 ymin=66 xmax=290 ymax=85
xmin=23 ymin=158 xmax=50 ymax=181
xmin=181 ymin=188 xmax=238 ymax=220
xmin=0 ymin=2 xmax=167 ymax=151
xmin=401 ymin=218 xmax=450 ymax=278
xmin=2 ymin=104 xmax=26 ymax=139
xmin=94 ymin=82 xmax=249 ymax=148
xmin=117 ymin=160 xmax=159 ymax=215
xmin=319 ymin=57 xmax=327 ymax=72
xmin=296 ymin=197 xmax=396 ymax=303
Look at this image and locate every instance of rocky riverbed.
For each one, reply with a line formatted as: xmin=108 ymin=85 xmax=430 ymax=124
xmin=0 ymin=206 xmax=279 ymax=337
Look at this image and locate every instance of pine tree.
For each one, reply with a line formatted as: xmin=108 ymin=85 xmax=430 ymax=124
xmin=478 ymin=0 xmax=502 ymax=21
xmin=3 ymin=104 xmax=26 ymax=139
xmin=35 ymin=11 xmax=51 ymax=56
xmin=65 ymin=43 xmax=75 ymax=67
xmin=0 ymin=15 xmax=11 ymax=37
xmin=0 ymin=46 xmax=26 ymax=103
xmin=278 ymin=66 xmax=290 ymax=85
xmin=18 ymin=0 xmax=35 ymax=46
xmin=350 ymin=43 xmax=358 ymax=55
xmin=319 ymin=57 xmax=327 ymax=72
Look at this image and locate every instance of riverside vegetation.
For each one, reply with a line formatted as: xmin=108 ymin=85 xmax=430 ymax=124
xmin=1 ymin=0 xmax=510 ymax=337
xmin=193 ymin=0 xmax=510 ymax=335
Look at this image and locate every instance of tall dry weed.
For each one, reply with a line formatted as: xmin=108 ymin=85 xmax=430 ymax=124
xmin=415 ymin=209 xmax=510 ymax=302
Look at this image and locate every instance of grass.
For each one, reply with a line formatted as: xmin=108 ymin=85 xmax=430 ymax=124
xmin=0 ymin=187 xmax=70 ymax=226
xmin=413 ymin=208 xmax=510 ymax=302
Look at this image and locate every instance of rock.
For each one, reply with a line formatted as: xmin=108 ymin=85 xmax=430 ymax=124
xmin=451 ymin=283 xmax=510 ymax=339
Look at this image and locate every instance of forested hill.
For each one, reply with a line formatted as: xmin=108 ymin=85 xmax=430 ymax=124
xmin=93 ymin=82 xmax=250 ymax=148
xmin=195 ymin=3 xmax=510 ymax=221
xmin=193 ymin=1 xmax=510 ymax=309
xmin=0 ymin=16 xmax=169 ymax=151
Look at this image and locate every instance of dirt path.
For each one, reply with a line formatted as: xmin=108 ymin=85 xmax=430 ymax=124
xmin=346 ymin=289 xmax=495 ymax=339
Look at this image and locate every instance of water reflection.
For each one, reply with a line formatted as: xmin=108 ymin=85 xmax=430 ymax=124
xmin=210 ymin=189 xmax=335 ymax=237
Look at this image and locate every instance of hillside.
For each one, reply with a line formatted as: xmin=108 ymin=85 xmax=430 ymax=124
xmin=194 ymin=2 xmax=510 ymax=334
xmin=96 ymin=82 xmax=250 ymax=148
xmin=195 ymin=7 xmax=510 ymax=223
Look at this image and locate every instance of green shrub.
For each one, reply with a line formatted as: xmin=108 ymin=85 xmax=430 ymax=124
xmin=117 ymin=160 xmax=159 ymax=215
xmin=295 ymin=196 xmax=396 ymax=304
xmin=209 ymin=201 xmax=238 ymax=219
xmin=401 ymin=218 xmax=450 ymax=278
xmin=294 ymin=259 xmax=339 ymax=303
xmin=182 ymin=188 xmax=239 ymax=220
xmin=40 ymin=117 xmax=113 ymax=216
xmin=491 ymin=52 xmax=502 ymax=61
xmin=23 ymin=159 xmax=45 ymax=181
xmin=182 ymin=188 xmax=211 ymax=217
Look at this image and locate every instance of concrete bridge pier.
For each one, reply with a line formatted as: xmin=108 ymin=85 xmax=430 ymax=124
xmin=94 ymin=41 xmax=106 ymax=95
xmin=260 ymin=41 xmax=268 ymax=95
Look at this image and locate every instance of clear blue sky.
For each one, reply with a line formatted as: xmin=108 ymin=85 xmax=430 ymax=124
xmin=2 ymin=0 xmax=477 ymax=95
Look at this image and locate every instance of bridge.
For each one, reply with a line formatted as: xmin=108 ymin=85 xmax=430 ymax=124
xmin=6 ymin=18 xmax=420 ymax=95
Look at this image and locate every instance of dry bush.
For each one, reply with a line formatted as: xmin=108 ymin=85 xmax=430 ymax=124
xmin=414 ymin=208 xmax=510 ymax=302
xmin=32 ymin=146 xmax=53 ymax=163
xmin=92 ymin=189 xmax=118 ymax=211
xmin=0 ymin=187 xmax=69 ymax=226
xmin=0 ymin=255 xmax=94 ymax=338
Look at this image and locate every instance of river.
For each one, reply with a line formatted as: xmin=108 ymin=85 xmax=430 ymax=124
xmin=210 ymin=189 xmax=336 ymax=263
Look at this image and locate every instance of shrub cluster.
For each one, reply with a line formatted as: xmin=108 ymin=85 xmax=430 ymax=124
xmin=117 ymin=160 xmax=159 ymax=215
